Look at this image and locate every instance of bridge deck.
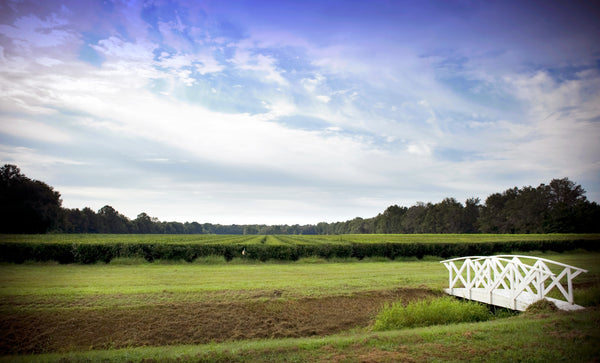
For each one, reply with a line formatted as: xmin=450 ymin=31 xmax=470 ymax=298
xmin=445 ymin=288 xmax=585 ymax=311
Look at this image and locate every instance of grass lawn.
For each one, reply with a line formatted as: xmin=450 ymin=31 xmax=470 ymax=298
xmin=0 ymin=259 xmax=446 ymax=309
xmin=1 ymin=251 xmax=599 ymax=362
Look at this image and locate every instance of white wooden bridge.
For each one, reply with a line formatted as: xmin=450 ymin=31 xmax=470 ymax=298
xmin=440 ymin=255 xmax=588 ymax=311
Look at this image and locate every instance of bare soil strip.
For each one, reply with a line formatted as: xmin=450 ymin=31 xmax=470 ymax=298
xmin=0 ymin=288 xmax=437 ymax=354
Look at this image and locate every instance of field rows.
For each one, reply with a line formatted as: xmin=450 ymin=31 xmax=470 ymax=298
xmin=2 ymin=233 xmax=599 ymax=264
xmin=2 ymin=233 xmax=599 ymax=245
xmin=0 ymin=234 xmax=264 ymax=245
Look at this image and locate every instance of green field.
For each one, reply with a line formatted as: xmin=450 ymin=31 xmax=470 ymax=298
xmin=0 ymin=234 xmax=265 ymax=244
xmin=1 ymin=249 xmax=599 ymax=362
xmin=2 ymin=233 xmax=599 ymax=244
xmin=2 ymin=233 xmax=599 ymax=265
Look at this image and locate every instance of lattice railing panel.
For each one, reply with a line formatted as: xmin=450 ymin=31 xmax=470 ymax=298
xmin=441 ymin=255 xmax=587 ymax=308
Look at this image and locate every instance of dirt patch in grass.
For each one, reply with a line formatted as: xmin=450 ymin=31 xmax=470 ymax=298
xmin=0 ymin=288 xmax=438 ymax=354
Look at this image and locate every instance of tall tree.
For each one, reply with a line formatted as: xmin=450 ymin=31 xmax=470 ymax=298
xmin=462 ymin=197 xmax=481 ymax=233
xmin=0 ymin=164 xmax=62 ymax=233
xmin=505 ymin=186 xmax=548 ymax=233
xmin=422 ymin=198 xmax=465 ymax=233
xmin=478 ymin=190 xmax=514 ymax=233
xmin=98 ymin=205 xmax=130 ymax=233
xmin=401 ymin=202 xmax=428 ymax=233
xmin=375 ymin=205 xmax=407 ymax=233
xmin=544 ymin=178 xmax=592 ymax=232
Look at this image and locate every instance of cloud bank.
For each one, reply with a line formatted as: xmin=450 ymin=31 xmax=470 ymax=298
xmin=1 ymin=0 xmax=599 ymax=224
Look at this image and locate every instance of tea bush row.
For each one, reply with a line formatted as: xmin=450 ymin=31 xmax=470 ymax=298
xmin=0 ymin=238 xmax=598 ymax=264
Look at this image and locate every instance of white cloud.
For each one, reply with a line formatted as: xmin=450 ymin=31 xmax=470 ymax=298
xmin=0 ymin=118 xmax=72 ymax=143
xmin=153 ymin=50 xmax=223 ymax=88
xmin=0 ymin=44 xmax=385 ymax=187
xmin=0 ymin=13 xmax=78 ymax=49
xmin=300 ymin=74 xmax=332 ymax=103
xmin=194 ymin=53 xmax=223 ymax=75
xmin=231 ymin=49 xmax=288 ymax=85
xmin=35 ymin=57 xmax=63 ymax=67
xmin=315 ymin=95 xmax=330 ymax=103
xmin=301 ymin=74 xmax=325 ymax=92
xmin=407 ymin=143 xmax=432 ymax=157
xmin=497 ymin=70 xmax=600 ymax=179
xmin=157 ymin=52 xmax=191 ymax=68
xmin=157 ymin=50 xmax=223 ymax=75
xmin=92 ymin=36 xmax=156 ymax=61
xmin=158 ymin=20 xmax=191 ymax=51
xmin=0 ymin=145 xmax=85 ymax=184
xmin=1 ymin=0 xmax=599 ymax=224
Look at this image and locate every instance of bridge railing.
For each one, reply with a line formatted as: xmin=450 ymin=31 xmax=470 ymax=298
xmin=440 ymin=255 xmax=587 ymax=308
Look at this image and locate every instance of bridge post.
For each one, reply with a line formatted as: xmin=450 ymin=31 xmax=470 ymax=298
xmin=448 ymin=263 xmax=453 ymax=294
xmin=567 ymin=268 xmax=573 ymax=304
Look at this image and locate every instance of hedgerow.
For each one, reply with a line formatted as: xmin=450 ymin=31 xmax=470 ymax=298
xmin=0 ymin=237 xmax=598 ymax=264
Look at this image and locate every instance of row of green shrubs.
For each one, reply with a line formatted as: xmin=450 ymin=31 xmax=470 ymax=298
xmin=0 ymin=239 xmax=598 ymax=264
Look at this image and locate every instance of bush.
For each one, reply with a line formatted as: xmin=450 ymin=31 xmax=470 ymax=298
xmin=72 ymin=243 xmax=114 ymax=264
xmin=372 ymin=296 xmax=492 ymax=331
xmin=0 ymin=237 xmax=598 ymax=264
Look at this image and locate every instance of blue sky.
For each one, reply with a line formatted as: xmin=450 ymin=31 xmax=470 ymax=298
xmin=1 ymin=0 xmax=599 ymax=224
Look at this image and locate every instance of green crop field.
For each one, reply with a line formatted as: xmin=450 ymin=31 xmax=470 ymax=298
xmin=1 ymin=250 xmax=599 ymax=362
xmin=0 ymin=234 xmax=265 ymax=245
xmin=1 ymin=233 xmax=599 ymax=265
xmin=336 ymin=233 xmax=600 ymax=243
xmin=1 ymin=233 xmax=599 ymax=245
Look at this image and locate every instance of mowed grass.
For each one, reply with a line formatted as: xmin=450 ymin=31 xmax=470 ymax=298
xmin=0 ymin=260 xmax=446 ymax=311
xmin=1 ymin=251 xmax=599 ymax=362
xmin=1 ymin=251 xmax=598 ymax=310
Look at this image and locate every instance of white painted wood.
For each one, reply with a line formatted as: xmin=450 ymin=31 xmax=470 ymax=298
xmin=441 ymin=255 xmax=588 ymax=311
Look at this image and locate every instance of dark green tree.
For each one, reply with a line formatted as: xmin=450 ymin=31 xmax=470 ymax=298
xmin=543 ymin=178 xmax=594 ymax=232
xmin=505 ymin=186 xmax=548 ymax=233
xmin=422 ymin=198 xmax=464 ymax=233
xmin=462 ymin=197 xmax=481 ymax=233
xmin=375 ymin=205 xmax=407 ymax=233
xmin=97 ymin=205 xmax=130 ymax=233
xmin=134 ymin=212 xmax=155 ymax=233
xmin=479 ymin=190 xmax=514 ymax=233
xmin=401 ymin=202 xmax=428 ymax=233
xmin=0 ymin=164 xmax=62 ymax=233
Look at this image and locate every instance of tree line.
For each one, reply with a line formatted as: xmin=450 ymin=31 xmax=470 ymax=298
xmin=1 ymin=164 xmax=599 ymax=234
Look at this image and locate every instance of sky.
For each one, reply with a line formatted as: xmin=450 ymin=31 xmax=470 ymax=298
xmin=1 ymin=0 xmax=599 ymax=225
